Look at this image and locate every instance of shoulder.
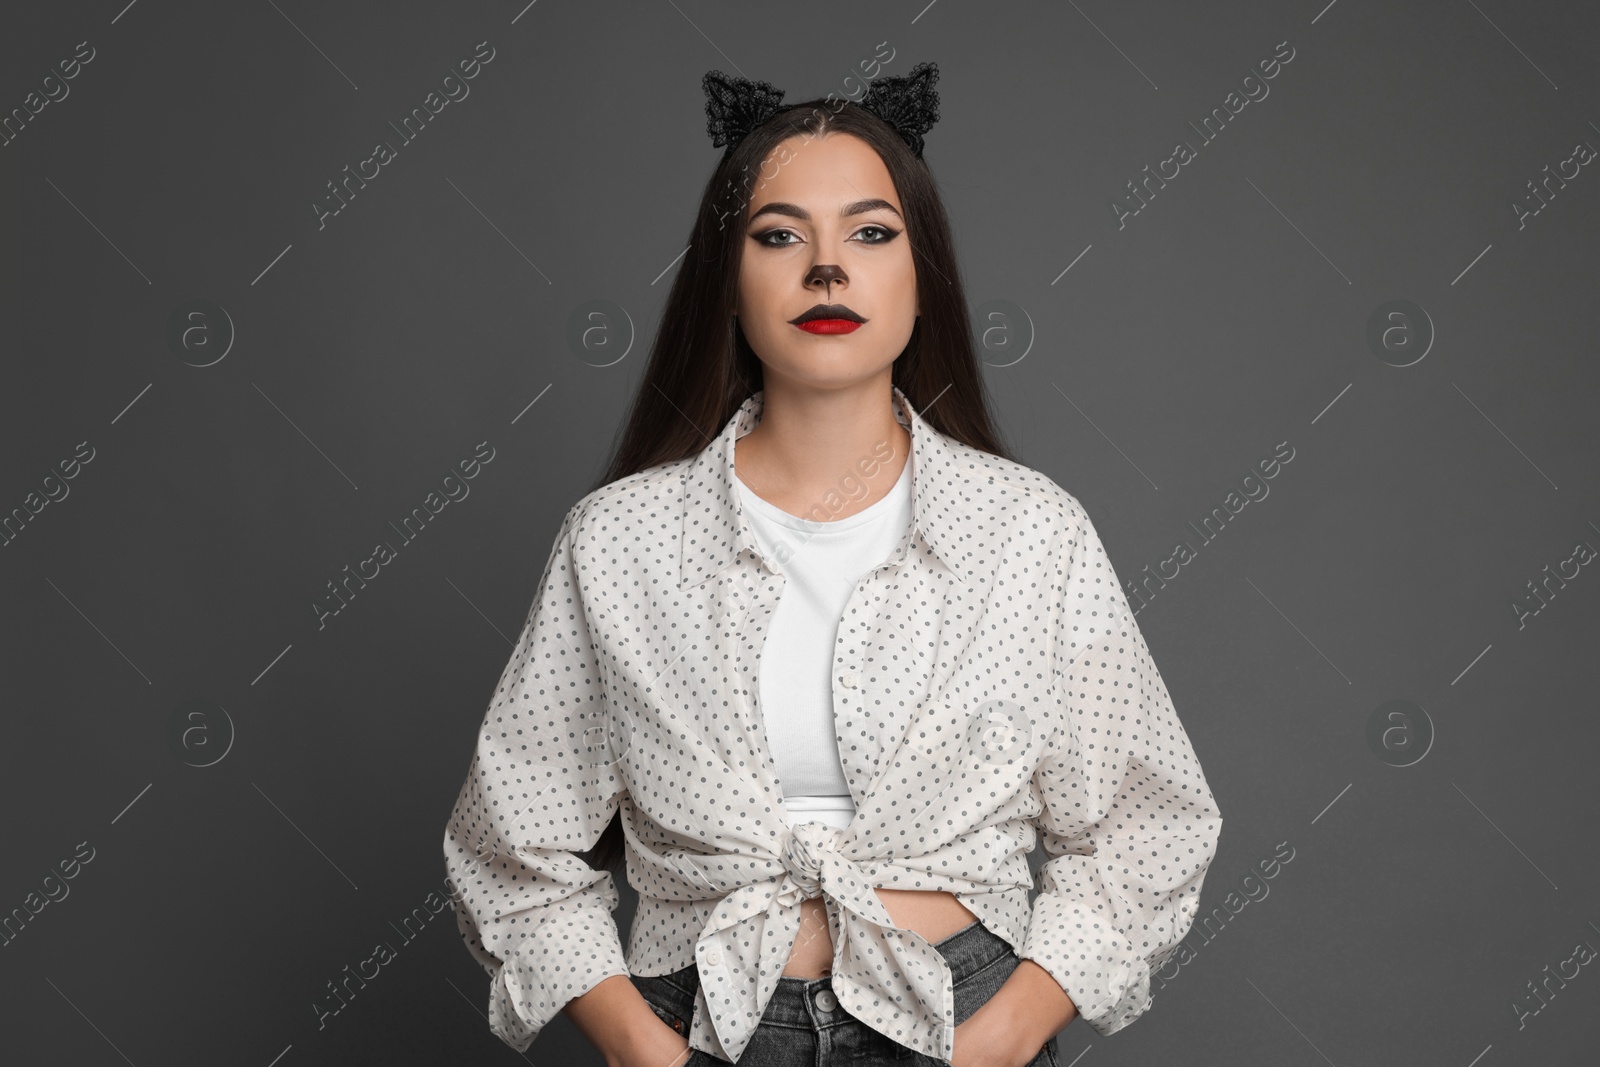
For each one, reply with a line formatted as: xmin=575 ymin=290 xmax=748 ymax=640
xmin=561 ymin=456 xmax=697 ymax=550
xmin=946 ymin=438 xmax=1096 ymax=540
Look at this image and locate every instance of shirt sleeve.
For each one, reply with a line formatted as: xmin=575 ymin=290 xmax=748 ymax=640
xmin=442 ymin=499 xmax=628 ymax=1052
xmin=1021 ymin=506 xmax=1224 ymax=1036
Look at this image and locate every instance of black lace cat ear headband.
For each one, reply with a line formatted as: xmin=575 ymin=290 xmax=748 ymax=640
xmin=702 ymin=60 xmax=941 ymax=159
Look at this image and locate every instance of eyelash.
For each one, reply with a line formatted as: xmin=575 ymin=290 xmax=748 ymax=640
xmin=753 ymin=224 xmax=901 ymax=248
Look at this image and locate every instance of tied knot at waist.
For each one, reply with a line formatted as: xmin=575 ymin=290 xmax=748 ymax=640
xmin=777 ymin=820 xmax=846 ymax=899
xmin=689 ymin=819 xmax=960 ymax=1065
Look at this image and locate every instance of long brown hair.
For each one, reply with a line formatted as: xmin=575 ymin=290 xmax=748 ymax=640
xmin=578 ymin=89 xmax=1015 ymax=877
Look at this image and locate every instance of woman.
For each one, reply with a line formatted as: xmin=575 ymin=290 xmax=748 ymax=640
xmin=443 ymin=62 xmax=1223 ymax=1067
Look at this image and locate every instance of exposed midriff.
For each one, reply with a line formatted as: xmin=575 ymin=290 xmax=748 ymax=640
xmin=780 ymin=889 xmax=980 ymax=978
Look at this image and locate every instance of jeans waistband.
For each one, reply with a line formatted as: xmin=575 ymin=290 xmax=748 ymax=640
xmin=653 ymin=919 xmax=1011 ymax=1031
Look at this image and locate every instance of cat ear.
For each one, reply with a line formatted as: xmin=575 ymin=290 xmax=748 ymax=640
xmin=859 ymin=61 xmax=941 ymax=158
xmin=702 ymin=70 xmax=787 ymax=152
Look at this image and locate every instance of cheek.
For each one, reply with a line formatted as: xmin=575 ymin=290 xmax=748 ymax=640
xmin=887 ymin=258 xmax=919 ymax=312
xmin=882 ymin=243 xmax=916 ymax=284
xmin=738 ymin=257 xmax=781 ymax=309
xmin=736 ymin=272 xmax=785 ymax=340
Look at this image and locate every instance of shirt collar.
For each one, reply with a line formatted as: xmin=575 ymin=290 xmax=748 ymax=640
xmin=678 ymin=384 xmax=978 ymax=589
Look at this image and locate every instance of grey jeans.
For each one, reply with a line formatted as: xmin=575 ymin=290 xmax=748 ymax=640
xmin=629 ymin=919 xmax=1062 ymax=1067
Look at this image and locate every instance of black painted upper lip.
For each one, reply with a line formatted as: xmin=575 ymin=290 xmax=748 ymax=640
xmin=789 ymin=303 xmax=866 ymax=325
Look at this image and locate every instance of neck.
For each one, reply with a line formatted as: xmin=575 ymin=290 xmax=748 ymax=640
xmin=734 ymin=373 xmax=911 ymax=522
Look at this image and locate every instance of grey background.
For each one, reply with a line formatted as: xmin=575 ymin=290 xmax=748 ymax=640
xmin=3 ymin=0 xmax=1597 ymax=1064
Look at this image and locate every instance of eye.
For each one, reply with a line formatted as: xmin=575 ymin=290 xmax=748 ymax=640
xmin=852 ymin=224 xmax=901 ymax=244
xmin=753 ymin=229 xmax=801 ymax=247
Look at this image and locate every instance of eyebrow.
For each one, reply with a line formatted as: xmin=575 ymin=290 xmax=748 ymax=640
xmin=747 ymin=198 xmax=903 ymax=225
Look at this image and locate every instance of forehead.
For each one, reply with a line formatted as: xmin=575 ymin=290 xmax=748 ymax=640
xmin=747 ymin=132 xmax=901 ymax=213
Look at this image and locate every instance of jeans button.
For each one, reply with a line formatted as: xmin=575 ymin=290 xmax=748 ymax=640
xmin=815 ymin=988 xmax=838 ymax=1012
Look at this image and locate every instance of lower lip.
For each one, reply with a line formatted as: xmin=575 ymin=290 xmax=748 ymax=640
xmin=795 ymin=319 xmax=862 ymax=334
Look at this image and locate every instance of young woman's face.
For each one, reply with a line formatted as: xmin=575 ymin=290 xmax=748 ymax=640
xmin=736 ymin=132 xmax=918 ymax=390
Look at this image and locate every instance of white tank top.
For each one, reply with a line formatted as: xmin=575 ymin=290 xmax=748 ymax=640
xmin=735 ymin=455 xmax=914 ymax=830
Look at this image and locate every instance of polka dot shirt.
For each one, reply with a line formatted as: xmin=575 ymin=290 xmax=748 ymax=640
xmin=442 ymin=385 xmax=1224 ymax=1063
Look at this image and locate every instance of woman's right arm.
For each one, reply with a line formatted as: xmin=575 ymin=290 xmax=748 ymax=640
xmin=564 ymin=975 xmax=694 ymax=1067
xmin=441 ymin=500 xmax=687 ymax=1065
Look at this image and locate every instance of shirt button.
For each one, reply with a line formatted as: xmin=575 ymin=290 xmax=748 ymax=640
xmin=840 ymin=672 xmax=859 ymax=689
xmin=815 ymin=988 xmax=838 ymax=1012
xmin=705 ymin=949 xmax=722 ymax=966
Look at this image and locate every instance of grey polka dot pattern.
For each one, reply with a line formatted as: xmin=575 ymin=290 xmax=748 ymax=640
xmin=442 ymin=385 xmax=1224 ymax=1062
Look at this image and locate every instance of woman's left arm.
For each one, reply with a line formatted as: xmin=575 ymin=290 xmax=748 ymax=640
xmin=961 ymin=506 xmax=1225 ymax=1066
xmin=950 ymin=957 xmax=1080 ymax=1067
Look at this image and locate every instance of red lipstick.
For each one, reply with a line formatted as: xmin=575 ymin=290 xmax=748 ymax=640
xmin=789 ymin=303 xmax=867 ymax=334
xmin=795 ymin=319 xmax=863 ymax=334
